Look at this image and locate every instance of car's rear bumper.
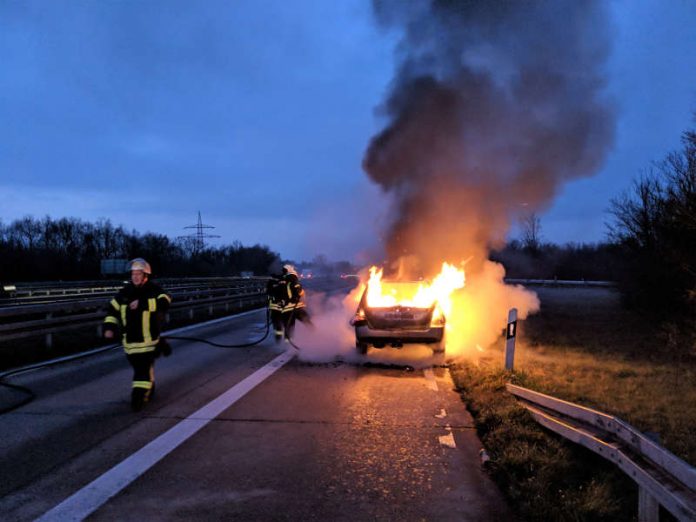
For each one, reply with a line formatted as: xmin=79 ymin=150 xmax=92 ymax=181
xmin=355 ymin=325 xmax=444 ymax=345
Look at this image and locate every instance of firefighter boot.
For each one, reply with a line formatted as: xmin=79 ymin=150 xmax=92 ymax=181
xmin=147 ymin=382 xmax=156 ymax=402
xmin=131 ymin=388 xmax=147 ymax=412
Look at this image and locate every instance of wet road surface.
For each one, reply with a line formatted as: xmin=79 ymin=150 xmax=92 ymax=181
xmin=0 ymin=310 xmax=512 ymax=521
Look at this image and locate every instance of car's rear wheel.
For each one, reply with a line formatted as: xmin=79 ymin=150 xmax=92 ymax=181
xmin=356 ymin=341 xmax=368 ymax=355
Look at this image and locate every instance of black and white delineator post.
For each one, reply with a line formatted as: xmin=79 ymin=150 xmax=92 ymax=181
xmin=504 ymin=308 xmax=518 ymax=371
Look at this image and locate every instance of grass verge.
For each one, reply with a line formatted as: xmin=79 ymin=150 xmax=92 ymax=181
xmin=450 ymin=286 xmax=695 ymax=521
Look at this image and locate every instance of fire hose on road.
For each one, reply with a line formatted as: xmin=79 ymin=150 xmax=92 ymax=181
xmin=165 ymin=305 xmax=304 ymax=350
xmin=0 ymin=305 xmax=305 ymax=415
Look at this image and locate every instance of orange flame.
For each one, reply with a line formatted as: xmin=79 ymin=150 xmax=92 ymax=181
xmin=365 ymin=262 xmax=465 ymax=316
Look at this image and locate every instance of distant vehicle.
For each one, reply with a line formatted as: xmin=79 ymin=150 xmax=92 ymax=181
xmin=340 ymin=274 xmax=359 ymax=279
xmin=351 ymin=280 xmax=446 ymax=355
xmin=300 ymin=271 xmax=313 ymax=279
xmin=1 ymin=283 xmax=17 ymax=298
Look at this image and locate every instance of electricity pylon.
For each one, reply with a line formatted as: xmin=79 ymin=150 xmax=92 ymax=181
xmin=178 ymin=211 xmax=220 ymax=254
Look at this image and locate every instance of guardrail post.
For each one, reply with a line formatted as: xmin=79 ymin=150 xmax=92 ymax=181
xmin=638 ymin=487 xmax=659 ymax=522
xmin=504 ymin=308 xmax=518 ymax=370
xmin=208 ymin=304 xmax=213 ymax=316
xmin=45 ymin=312 xmax=53 ymax=350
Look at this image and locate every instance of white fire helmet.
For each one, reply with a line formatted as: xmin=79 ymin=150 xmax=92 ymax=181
xmin=128 ymin=258 xmax=152 ymax=275
xmin=283 ymin=264 xmax=297 ymax=276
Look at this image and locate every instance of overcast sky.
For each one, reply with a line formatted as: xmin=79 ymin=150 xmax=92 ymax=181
xmin=1 ymin=0 xmax=695 ymax=262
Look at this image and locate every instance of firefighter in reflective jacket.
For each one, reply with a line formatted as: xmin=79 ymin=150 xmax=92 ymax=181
xmin=267 ymin=264 xmax=312 ymax=343
xmin=103 ymin=258 xmax=172 ymax=411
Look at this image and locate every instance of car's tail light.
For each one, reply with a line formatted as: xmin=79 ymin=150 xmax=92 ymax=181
xmin=351 ymin=308 xmax=367 ymax=326
xmin=430 ymin=304 xmax=445 ymax=326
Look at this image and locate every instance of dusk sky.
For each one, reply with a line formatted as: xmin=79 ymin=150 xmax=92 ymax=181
xmin=1 ymin=0 xmax=695 ymax=263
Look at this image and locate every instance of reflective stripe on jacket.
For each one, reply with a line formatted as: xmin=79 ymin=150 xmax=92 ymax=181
xmin=103 ymin=281 xmax=171 ymax=355
xmin=268 ymin=300 xmax=306 ymax=312
xmin=267 ymin=274 xmax=306 ymax=313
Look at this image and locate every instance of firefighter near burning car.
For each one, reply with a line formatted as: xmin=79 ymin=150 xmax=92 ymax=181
xmin=103 ymin=258 xmax=172 ymax=412
xmin=267 ymin=264 xmax=313 ymax=344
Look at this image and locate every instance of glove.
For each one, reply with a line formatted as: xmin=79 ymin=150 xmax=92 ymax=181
xmin=159 ymin=338 xmax=172 ymax=357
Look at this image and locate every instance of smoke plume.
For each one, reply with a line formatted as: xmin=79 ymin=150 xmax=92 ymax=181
xmin=296 ymin=1 xmax=616 ymax=363
xmin=364 ymin=0 xmax=616 ymax=273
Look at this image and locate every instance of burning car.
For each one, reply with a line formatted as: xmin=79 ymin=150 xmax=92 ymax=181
xmin=351 ymin=264 xmax=465 ymax=355
xmin=352 ymin=281 xmax=446 ymax=354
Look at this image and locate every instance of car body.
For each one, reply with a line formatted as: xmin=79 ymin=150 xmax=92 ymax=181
xmin=351 ymin=281 xmax=446 ymax=354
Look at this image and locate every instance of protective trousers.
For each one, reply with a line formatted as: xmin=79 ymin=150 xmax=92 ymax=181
xmin=126 ymin=351 xmax=156 ymax=410
xmin=283 ymin=308 xmax=312 ymax=340
xmin=271 ymin=309 xmax=285 ymax=342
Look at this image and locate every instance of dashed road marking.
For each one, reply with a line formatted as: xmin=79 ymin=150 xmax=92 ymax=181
xmin=438 ymin=424 xmax=457 ymax=449
xmin=429 ymin=369 xmax=457 ymax=448
xmin=423 ymin=368 xmax=438 ymax=391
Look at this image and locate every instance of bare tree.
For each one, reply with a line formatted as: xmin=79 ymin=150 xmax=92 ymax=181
xmin=520 ymin=212 xmax=543 ymax=253
xmin=11 ymin=216 xmax=42 ymax=250
xmin=608 ymin=125 xmax=696 ymax=320
xmin=607 ymin=173 xmax=665 ymax=249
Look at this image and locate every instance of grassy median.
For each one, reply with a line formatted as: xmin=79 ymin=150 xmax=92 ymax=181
xmin=450 ymin=286 xmax=696 ymax=521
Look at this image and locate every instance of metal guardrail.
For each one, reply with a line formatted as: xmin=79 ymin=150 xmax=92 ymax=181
xmin=6 ymin=276 xmax=264 ymax=292
xmin=504 ymin=278 xmax=616 ymax=288
xmin=0 ymin=276 xmax=354 ymax=358
xmin=0 ymin=279 xmax=269 ymax=348
xmin=506 ymin=383 xmax=696 ymax=522
xmin=0 ymin=277 xmax=269 ymax=304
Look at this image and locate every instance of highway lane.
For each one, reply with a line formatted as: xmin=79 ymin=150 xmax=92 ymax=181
xmin=0 ymin=311 xmax=272 ymax=508
xmin=0 ymin=309 xmax=512 ymax=521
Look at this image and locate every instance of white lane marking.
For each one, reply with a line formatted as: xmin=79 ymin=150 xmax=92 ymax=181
xmin=430 ymin=369 xmax=456 ymax=448
xmin=423 ymin=368 xmax=438 ymax=391
xmin=35 ymin=349 xmax=295 ymax=522
xmin=165 ymin=308 xmax=264 ymax=335
xmin=438 ymin=424 xmax=457 ymax=449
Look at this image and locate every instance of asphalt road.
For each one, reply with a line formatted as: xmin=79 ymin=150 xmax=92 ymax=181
xmin=0 ymin=309 xmax=512 ymax=521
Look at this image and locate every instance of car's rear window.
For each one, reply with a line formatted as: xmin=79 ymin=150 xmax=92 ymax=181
xmin=365 ymin=281 xmax=431 ymax=308
xmin=378 ymin=281 xmax=423 ymax=296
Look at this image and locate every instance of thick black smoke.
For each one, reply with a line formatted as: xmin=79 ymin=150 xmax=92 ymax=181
xmin=364 ymin=0 xmax=616 ymax=275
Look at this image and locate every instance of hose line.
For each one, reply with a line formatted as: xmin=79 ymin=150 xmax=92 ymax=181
xmin=0 ymin=343 xmax=118 ymax=414
xmin=0 ymin=306 xmax=282 ymax=415
xmin=168 ymin=306 xmax=305 ymax=351
xmin=165 ymin=307 xmax=272 ymax=348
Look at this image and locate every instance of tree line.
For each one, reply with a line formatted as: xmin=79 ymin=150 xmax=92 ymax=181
xmin=0 ymin=217 xmax=281 ymax=281
xmin=491 ymin=241 xmax=622 ymax=282
xmin=609 ymin=125 xmax=695 ymax=322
